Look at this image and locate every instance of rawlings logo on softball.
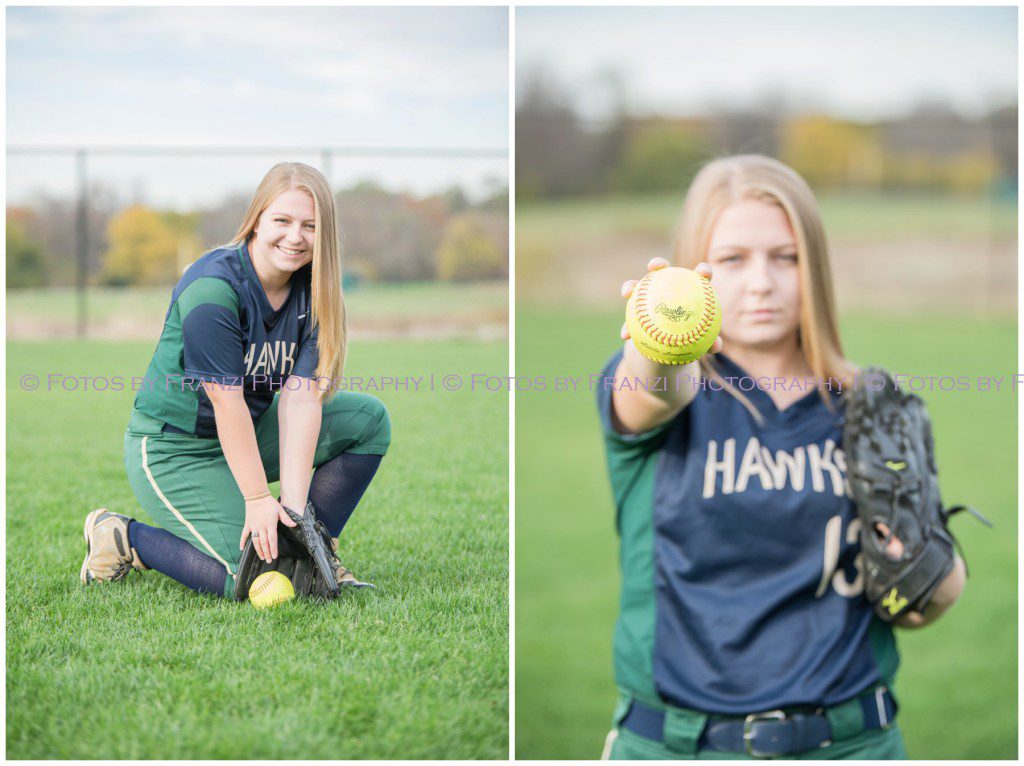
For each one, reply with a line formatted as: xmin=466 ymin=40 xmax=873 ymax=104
xmin=655 ymin=303 xmax=695 ymax=322
xmin=626 ymin=267 xmax=722 ymax=365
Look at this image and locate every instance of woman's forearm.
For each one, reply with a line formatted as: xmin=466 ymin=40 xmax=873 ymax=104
xmin=208 ymin=392 xmax=271 ymax=498
xmin=278 ymin=384 xmax=323 ymax=511
xmin=611 ymin=349 xmax=700 ymax=434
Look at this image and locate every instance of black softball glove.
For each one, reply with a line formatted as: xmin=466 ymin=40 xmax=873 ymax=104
xmin=842 ymin=367 xmax=990 ymax=621
xmin=234 ymin=501 xmax=341 ymax=601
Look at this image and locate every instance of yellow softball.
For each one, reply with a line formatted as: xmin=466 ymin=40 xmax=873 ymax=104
xmin=625 ymin=267 xmax=722 ymax=365
xmin=249 ymin=571 xmax=295 ymax=609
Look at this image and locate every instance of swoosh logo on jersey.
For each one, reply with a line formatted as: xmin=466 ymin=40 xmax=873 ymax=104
xmin=298 ymin=313 xmax=307 ymax=319
xmin=885 ymin=460 xmax=907 ymax=471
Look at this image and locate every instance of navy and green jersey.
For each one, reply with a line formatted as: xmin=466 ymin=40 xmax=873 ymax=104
xmin=133 ymin=241 xmax=320 ymax=437
xmin=596 ymin=350 xmax=898 ymax=716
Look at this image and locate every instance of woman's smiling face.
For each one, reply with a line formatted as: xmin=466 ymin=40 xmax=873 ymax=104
xmin=705 ymin=198 xmax=802 ymax=354
xmin=250 ymin=188 xmax=316 ymax=277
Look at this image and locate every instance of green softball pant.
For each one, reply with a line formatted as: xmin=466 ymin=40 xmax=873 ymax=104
xmin=123 ymin=391 xmax=391 ymax=597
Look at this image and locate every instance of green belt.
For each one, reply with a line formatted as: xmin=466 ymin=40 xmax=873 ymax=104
xmin=127 ymin=408 xmax=166 ymax=436
xmin=126 ymin=408 xmax=205 ymax=438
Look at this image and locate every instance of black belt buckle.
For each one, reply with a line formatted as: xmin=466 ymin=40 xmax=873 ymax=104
xmin=743 ymin=709 xmax=787 ymax=758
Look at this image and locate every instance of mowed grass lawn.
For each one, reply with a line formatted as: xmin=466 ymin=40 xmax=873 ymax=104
xmin=7 ymin=339 xmax=508 ymax=759
xmin=515 ymin=306 xmax=1016 ymax=759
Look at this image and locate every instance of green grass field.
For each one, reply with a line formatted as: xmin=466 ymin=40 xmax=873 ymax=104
xmin=7 ymin=338 xmax=508 ymax=759
xmin=6 ymin=281 xmax=509 ymax=341
xmin=514 ymin=306 xmax=1017 ymax=759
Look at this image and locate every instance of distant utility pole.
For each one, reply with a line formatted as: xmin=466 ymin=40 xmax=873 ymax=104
xmin=321 ymin=150 xmax=333 ymax=183
xmin=75 ymin=150 xmax=88 ymax=339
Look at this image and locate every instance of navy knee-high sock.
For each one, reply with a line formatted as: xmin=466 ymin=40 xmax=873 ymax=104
xmin=128 ymin=520 xmax=228 ymax=596
xmin=307 ymin=452 xmax=383 ymax=537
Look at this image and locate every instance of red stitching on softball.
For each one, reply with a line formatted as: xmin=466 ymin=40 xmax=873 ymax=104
xmin=635 ymin=271 xmax=717 ymax=349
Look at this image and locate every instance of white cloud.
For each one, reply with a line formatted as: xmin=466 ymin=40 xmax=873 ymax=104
xmin=320 ymin=92 xmax=385 ymax=117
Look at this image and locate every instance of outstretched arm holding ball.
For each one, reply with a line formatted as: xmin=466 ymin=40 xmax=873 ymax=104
xmin=598 ymin=156 xmax=986 ymax=760
xmin=612 ymin=258 xmax=723 ymax=435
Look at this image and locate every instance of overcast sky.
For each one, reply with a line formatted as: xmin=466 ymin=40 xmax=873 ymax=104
xmin=7 ymin=6 xmax=508 ymax=207
xmin=517 ymin=6 xmax=1017 ymax=122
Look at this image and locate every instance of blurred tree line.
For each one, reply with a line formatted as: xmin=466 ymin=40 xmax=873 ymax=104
xmin=516 ymin=72 xmax=1017 ymax=200
xmin=6 ymin=181 xmax=508 ymax=289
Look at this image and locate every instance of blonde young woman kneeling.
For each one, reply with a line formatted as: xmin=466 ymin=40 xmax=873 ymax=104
xmin=81 ymin=162 xmax=390 ymax=597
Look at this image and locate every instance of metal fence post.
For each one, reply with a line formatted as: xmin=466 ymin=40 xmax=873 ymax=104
xmin=75 ymin=149 xmax=88 ymax=339
xmin=321 ymin=149 xmax=333 ymax=187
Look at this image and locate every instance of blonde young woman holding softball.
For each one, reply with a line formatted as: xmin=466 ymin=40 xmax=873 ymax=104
xmin=598 ymin=155 xmax=965 ymax=759
xmin=81 ymin=162 xmax=390 ymax=598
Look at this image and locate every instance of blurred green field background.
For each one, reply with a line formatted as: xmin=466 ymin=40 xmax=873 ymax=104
xmin=7 ymin=334 xmax=508 ymax=759
xmin=518 ymin=192 xmax=1017 ymax=241
xmin=518 ymin=192 xmax=1016 ymax=316
xmin=515 ymin=193 xmax=1017 ymax=759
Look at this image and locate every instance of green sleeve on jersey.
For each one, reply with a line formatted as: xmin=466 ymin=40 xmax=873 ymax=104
xmin=599 ymin=391 xmax=676 ymax=510
xmin=867 ymin=616 xmax=900 ymax=688
xmin=177 ymin=277 xmax=240 ymax=320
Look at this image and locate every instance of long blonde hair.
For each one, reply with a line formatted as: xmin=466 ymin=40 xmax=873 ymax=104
xmin=673 ymin=155 xmax=854 ymax=415
xmin=229 ymin=162 xmax=346 ymax=398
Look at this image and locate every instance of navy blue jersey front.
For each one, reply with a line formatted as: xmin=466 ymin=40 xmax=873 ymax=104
xmin=597 ymin=350 xmax=898 ymax=715
xmin=133 ymin=241 xmax=320 ymax=437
